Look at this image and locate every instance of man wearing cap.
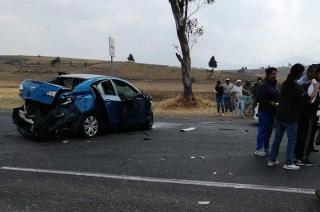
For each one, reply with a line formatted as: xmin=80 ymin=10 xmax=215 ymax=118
xmin=231 ymin=80 xmax=244 ymax=118
xmin=222 ymin=78 xmax=234 ymax=112
xmin=254 ymin=67 xmax=279 ymax=157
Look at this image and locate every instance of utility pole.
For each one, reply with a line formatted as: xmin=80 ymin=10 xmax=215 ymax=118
xmin=109 ymin=36 xmax=115 ymax=76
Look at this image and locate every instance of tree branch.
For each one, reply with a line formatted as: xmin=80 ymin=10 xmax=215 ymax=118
xmin=175 ymin=53 xmax=183 ymax=64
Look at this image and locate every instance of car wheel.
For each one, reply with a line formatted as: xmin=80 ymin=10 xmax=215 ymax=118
xmin=80 ymin=114 xmax=99 ymax=138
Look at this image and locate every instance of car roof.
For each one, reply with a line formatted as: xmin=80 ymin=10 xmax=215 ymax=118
xmin=58 ymin=74 xmax=111 ymax=79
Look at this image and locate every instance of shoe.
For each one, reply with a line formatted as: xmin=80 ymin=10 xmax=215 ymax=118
xmin=283 ymin=164 xmax=300 ymax=170
xmin=294 ymin=159 xmax=304 ymax=166
xmin=301 ymin=159 xmax=315 ymax=167
xmin=254 ymin=150 xmax=267 ymax=157
xmin=267 ymin=160 xmax=280 ymax=167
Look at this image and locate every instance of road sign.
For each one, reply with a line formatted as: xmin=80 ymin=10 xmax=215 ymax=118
xmin=109 ymin=36 xmax=115 ymax=57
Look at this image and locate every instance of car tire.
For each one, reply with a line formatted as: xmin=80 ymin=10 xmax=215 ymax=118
xmin=143 ymin=111 xmax=153 ymax=130
xmin=79 ymin=113 xmax=100 ymax=138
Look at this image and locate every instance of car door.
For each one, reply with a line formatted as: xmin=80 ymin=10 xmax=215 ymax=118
xmin=112 ymin=79 xmax=146 ymax=128
xmin=94 ymin=80 xmax=122 ymax=129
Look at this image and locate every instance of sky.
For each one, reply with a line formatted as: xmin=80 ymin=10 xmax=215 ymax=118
xmin=1 ymin=0 xmax=320 ymax=69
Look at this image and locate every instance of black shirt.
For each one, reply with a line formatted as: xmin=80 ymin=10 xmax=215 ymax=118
xmin=256 ymin=79 xmax=279 ymax=115
xmin=215 ymin=85 xmax=224 ymax=97
xmin=276 ymin=80 xmax=309 ymax=122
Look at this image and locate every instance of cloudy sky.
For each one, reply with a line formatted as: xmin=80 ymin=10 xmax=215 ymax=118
xmin=1 ymin=0 xmax=320 ymax=69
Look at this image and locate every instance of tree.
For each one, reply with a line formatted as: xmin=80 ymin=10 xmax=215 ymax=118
xmin=127 ymin=53 xmax=135 ymax=63
xmin=168 ymin=0 xmax=215 ymax=104
xmin=207 ymin=55 xmax=217 ymax=79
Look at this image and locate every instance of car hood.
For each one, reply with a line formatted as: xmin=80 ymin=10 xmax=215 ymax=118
xmin=19 ymin=80 xmax=70 ymax=105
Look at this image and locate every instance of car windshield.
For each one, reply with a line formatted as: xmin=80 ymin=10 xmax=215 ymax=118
xmin=47 ymin=77 xmax=85 ymax=90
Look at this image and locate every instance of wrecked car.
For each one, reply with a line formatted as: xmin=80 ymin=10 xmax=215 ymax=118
xmin=13 ymin=74 xmax=153 ymax=139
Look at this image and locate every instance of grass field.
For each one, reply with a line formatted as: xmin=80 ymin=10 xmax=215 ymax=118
xmin=0 ymin=55 xmax=264 ymax=116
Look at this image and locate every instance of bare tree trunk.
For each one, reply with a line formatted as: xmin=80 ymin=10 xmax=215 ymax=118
xmin=169 ymin=0 xmax=194 ymax=104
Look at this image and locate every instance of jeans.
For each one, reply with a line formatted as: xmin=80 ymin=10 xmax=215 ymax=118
xmin=223 ymin=96 xmax=232 ymax=112
xmin=256 ymin=112 xmax=275 ymax=151
xmin=269 ymin=120 xmax=298 ymax=165
xmin=216 ymin=96 xmax=225 ymax=113
xmin=235 ymin=99 xmax=244 ymax=117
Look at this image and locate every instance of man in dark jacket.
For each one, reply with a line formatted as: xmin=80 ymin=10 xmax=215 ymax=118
xmin=268 ymin=64 xmax=318 ymax=170
xmin=254 ymin=67 xmax=279 ymax=156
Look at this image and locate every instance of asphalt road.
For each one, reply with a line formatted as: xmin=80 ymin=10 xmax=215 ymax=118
xmin=0 ymin=112 xmax=319 ymax=211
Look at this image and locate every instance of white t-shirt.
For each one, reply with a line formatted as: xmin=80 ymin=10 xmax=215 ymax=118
xmin=308 ymin=79 xmax=319 ymax=103
xmin=231 ymin=85 xmax=243 ymax=100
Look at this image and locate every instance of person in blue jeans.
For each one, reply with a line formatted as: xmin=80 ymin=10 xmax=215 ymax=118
xmin=268 ymin=63 xmax=318 ymax=170
xmin=254 ymin=67 xmax=279 ymax=156
xmin=214 ymin=81 xmax=225 ymax=116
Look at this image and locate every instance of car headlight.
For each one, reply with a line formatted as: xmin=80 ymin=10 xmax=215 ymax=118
xmin=46 ymin=91 xmax=57 ymax=98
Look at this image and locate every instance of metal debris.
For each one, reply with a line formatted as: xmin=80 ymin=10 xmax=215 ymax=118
xmin=180 ymin=127 xmax=197 ymax=132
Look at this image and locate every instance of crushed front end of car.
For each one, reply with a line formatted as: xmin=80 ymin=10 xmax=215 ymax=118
xmin=12 ymin=80 xmax=83 ymax=140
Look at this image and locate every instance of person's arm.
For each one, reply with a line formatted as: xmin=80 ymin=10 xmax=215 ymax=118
xmin=307 ymin=79 xmax=319 ymax=102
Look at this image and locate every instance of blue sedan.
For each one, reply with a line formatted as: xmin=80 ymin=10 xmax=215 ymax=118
xmin=13 ymin=74 xmax=153 ymax=139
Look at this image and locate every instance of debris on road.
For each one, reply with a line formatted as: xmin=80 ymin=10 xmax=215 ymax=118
xmin=198 ymin=201 xmax=210 ymax=205
xmin=86 ymin=140 xmax=92 ymax=143
xmin=190 ymin=156 xmax=196 ymax=159
xmin=241 ymin=129 xmax=249 ymax=133
xmin=159 ymin=158 xmax=166 ymax=161
xmin=62 ymin=140 xmax=69 ymax=144
xmin=212 ymin=172 xmax=217 ymax=175
xmin=180 ymin=127 xmax=197 ymax=132
xmin=199 ymin=156 xmax=206 ymax=159
xmin=228 ymin=172 xmax=234 ymax=176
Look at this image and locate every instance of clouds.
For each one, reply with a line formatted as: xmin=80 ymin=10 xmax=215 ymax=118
xmin=0 ymin=0 xmax=320 ymax=69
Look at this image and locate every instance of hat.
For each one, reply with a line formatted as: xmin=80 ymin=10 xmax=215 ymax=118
xmin=236 ymin=79 xmax=242 ymax=83
xmin=225 ymin=78 xmax=230 ymax=81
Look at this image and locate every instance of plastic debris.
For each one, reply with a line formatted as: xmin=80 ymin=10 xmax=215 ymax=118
xmin=228 ymin=172 xmax=234 ymax=176
xmin=199 ymin=156 xmax=206 ymax=159
xmin=62 ymin=140 xmax=69 ymax=144
xmin=159 ymin=158 xmax=166 ymax=161
xmin=180 ymin=127 xmax=197 ymax=132
xmin=190 ymin=156 xmax=196 ymax=159
xmin=198 ymin=201 xmax=210 ymax=205
xmin=241 ymin=129 xmax=249 ymax=133
xmin=86 ymin=140 xmax=92 ymax=143
xmin=212 ymin=172 xmax=217 ymax=175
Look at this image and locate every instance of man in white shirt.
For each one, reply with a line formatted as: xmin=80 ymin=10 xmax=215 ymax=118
xmin=222 ymin=78 xmax=234 ymax=112
xmin=231 ymin=80 xmax=244 ymax=118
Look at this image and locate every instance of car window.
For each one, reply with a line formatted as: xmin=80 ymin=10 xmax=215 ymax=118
xmin=101 ymin=81 xmax=115 ymax=95
xmin=113 ymin=79 xmax=139 ymax=100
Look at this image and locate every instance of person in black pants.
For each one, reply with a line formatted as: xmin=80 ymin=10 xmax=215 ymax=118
xmin=294 ymin=64 xmax=320 ymax=166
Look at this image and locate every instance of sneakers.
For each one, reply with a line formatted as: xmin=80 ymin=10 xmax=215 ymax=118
xmin=301 ymin=159 xmax=315 ymax=167
xmin=267 ymin=160 xmax=280 ymax=167
xmin=294 ymin=159 xmax=304 ymax=166
xmin=282 ymin=164 xmax=300 ymax=170
xmin=254 ymin=150 xmax=267 ymax=157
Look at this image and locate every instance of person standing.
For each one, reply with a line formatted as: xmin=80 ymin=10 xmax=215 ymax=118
xmin=214 ymin=81 xmax=225 ymax=116
xmin=295 ymin=64 xmax=320 ymax=166
xmin=268 ymin=64 xmax=318 ymax=170
xmin=254 ymin=67 xmax=279 ymax=156
xmin=253 ymin=77 xmax=263 ymax=107
xmin=231 ymin=80 xmax=244 ymax=118
xmin=222 ymin=78 xmax=233 ymax=112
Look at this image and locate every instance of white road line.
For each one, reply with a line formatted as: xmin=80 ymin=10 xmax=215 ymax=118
xmin=0 ymin=166 xmax=315 ymax=195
